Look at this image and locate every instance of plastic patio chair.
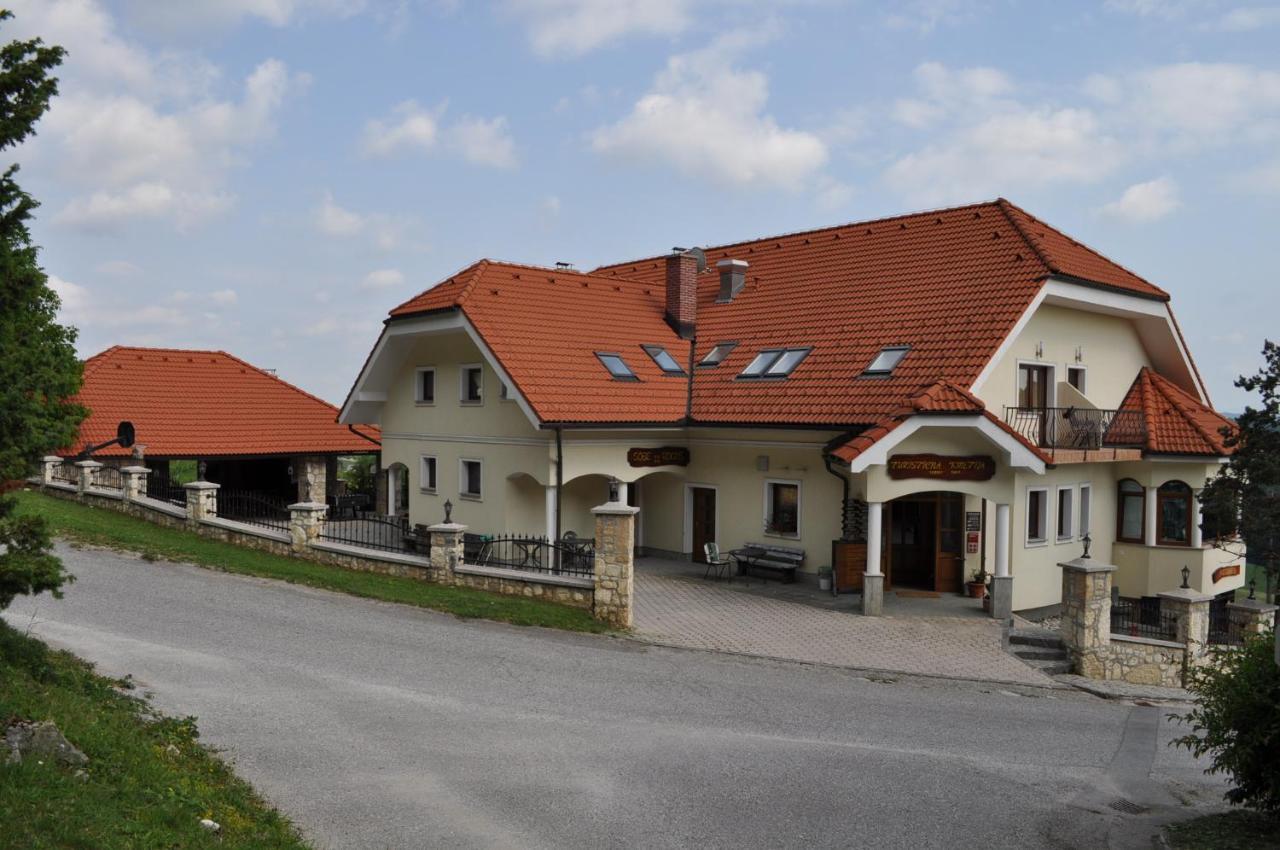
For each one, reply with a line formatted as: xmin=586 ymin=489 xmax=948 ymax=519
xmin=703 ymin=542 xmax=733 ymax=579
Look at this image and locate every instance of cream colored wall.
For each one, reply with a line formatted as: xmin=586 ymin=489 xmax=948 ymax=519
xmin=974 ymin=303 xmax=1152 ymax=412
xmin=377 ymin=330 xmax=554 ymax=533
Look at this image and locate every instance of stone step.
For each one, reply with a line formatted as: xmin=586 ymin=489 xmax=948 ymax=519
xmin=1008 ymin=627 xmax=1063 ymax=649
xmin=1013 ymin=647 xmax=1069 ymax=662
xmin=1027 ymin=658 xmax=1074 ymax=676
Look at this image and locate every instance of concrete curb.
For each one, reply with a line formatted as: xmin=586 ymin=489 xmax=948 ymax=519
xmin=1054 ymin=673 xmax=1195 ymax=703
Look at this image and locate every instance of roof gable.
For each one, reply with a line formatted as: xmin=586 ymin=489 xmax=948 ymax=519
xmin=69 ymin=346 xmax=379 ymax=458
xmin=1118 ymin=367 xmax=1234 ymax=456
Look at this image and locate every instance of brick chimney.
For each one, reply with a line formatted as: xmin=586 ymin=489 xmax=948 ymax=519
xmin=665 ymin=248 xmax=700 ymax=339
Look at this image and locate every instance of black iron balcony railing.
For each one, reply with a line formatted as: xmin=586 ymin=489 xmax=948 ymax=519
xmin=1003 ymin=406 xmax=1147 ymax=450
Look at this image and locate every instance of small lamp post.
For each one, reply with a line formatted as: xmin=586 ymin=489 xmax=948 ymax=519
xmin=1181 ymin=565 xmax=1191 ymax=589
xmin=1248 ymin=578 xmax=1257 ymax=600
xmin=443 ymin=499 xmax=453 ymax=524
xmin=1082 ymin=532 xmax=1092 ymax=559
xmin=608 ymin=477 xmax=620 ymax=503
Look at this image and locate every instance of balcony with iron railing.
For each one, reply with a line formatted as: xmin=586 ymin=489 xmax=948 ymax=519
xmin=1002 ymin=406 xmax=1147 ymax=453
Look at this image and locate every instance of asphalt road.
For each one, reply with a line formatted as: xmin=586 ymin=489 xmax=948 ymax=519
xmin=4 ymin=543 xmax=1230 ymax=850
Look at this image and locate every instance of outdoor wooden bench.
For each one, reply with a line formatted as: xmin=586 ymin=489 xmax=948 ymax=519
xmin=733 ymin=542 xmax=805 ymax=583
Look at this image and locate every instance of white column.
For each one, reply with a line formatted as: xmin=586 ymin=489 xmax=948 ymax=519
xmin=1144 ymin=486 xmax=1158 ymax=546
xmin=865 ymin=502 xmax=883 ymax=576
xmin=1191 ymin=494 xmax=1203 ymax=548
xmin=618 ymin=481 xmax=630 ymax=504
xmin=387 ymin=468 xmax=398 ymax=515
xmin=995 ymin=503 xmax=1011 ymax=578
xmin=545 ymin=484 xmax=557 ymax=540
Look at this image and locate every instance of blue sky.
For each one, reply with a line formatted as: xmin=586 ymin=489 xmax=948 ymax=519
xmin=9 ymin=0 xmax=1280 ymax=410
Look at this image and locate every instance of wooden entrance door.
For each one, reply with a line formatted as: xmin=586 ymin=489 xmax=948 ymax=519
xmin=691 ymin=487 xmax=715 ymax=563
xmin=935 ymin=493 xmax=965 ymax=594
xmin=887 ymin=492 xmax=966 ymax=593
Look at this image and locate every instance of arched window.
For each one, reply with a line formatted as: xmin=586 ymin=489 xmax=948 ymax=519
xmin=1157 ymin=481 xmax=1193 ymax=546
xmin=1117 ymin=479 xmax=1145 ymax=543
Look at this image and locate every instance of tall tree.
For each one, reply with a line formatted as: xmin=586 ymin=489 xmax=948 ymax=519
xmin=1200 ymin=340 xmax=1280 ymax=604
xmin=0 ymin=10 xmax=84 ymax=611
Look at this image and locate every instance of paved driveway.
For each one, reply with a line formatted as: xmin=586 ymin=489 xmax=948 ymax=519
xmin=634 ymin=569 xmax=1054 ymax=687
xmin=4 ymin=543 xmax=1227 ymax=850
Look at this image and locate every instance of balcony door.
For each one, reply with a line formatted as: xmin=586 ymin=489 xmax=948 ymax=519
xmin=1018 ymin=364 xmax=1051 ymax=445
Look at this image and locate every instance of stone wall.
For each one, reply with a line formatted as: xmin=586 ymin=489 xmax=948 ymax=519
xmin=1105 ymin=636 xmax=1186 ymax=688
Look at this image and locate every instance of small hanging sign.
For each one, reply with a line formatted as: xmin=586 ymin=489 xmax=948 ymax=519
xmin=887 ymin=454 xmax=996 ymax=481
xmin=627 ymin=446 xmax=690 ymax=468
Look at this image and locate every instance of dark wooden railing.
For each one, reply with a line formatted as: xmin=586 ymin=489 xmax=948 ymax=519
xmin=1003 ymin=406 xmax=1147 ymax=450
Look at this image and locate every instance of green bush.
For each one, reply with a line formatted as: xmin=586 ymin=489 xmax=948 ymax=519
xmin=1174 ymin=629 xmax=1280 ymax=817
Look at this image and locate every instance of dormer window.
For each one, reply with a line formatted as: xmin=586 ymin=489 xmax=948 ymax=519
xmin=596 ymin=352 xmax=638 ymax=380
xmin=698 ymin=342 xmax=737 ymax=368
xmin=862 ymin=346 xmax=910 ymax=376
xmin=738 ymin=348 xmax=811 ymax=379
xmin=642 ymin=345 xmax=685 ymax=376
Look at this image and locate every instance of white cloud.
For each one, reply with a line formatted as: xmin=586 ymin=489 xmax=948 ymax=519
xmin=590 ymin=34 xmax=828 ymax=189
xmin=1230 ymin=158 xmax=1280 ymax=194
xmin=10 ymin=2 xmax=308 ymax=232
xmin=886 ymin=107 xmax=1122 ymax=204
xmin=446 ymin=115 xmax=518 ymax=168
xmin=891 ymin=62 xmax=1014 ymax=129
xmin=360 ymin=268 xmax=406 ymax=289
xmin=315 ymin=192 xmax=366 ymax=236
xmin=361 ymin=100 xmax=441 ymax=156
xmin=49 ymin=274 xmax=188 ymax=330
xmin=504 ymin=0 xmax=691 ymax=57
xmin=1099 ymin=177 xmax=1182 ymax=221
xmin=95 ymin=259 xmax=143 ymax=277
xmin=542 ymin=195 xmax=562 ymax=216
xmin=1215 ymin=6 xmax=1280 ymax=30
xmin=210 ymin=289 xmax=239 ymax=305
xmin=121 ymin=0 xmax=369 ymax=31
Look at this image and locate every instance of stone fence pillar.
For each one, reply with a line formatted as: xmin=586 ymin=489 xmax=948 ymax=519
xmin=40 ymin=456 xmax=63 ymax=485
xmin=592 ymin=501 xmax=638 ymax=628
xmin=121 ymin=466 xmax=150 ymax=502
xmin=294 ymin=455 xmax=327 ymax=504
xmin=288 ymin=502 xmax=328 ymax=553
xmin=428 ymin=522 xmax=466 ymax=583
xmin=1058 ymin=555 xmax=1116 ymax=679
xmin=1159 ymin=588 xmax=1212 ymax=654
xmin=1227 ymin=597 xmax=1278 ymax=640
xmin=74 ymin=459 xmax=102 ymax=495
xmin=184 ymin=481 xmax=220 ymax=527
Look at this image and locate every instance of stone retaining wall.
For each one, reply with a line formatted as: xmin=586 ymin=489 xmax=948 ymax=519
xmin=1105 ymin=636 xmax=1186 ymax=688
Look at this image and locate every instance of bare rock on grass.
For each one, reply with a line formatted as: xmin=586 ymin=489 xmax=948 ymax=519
xmin=5 ymin=720 xmax=89 ymax=767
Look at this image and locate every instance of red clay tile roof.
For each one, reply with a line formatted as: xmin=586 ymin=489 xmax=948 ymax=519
xmin=384 ymin=199 xmax=1182 ymax=427
xmin=828 ymin=380 xmax=1053 ymax=465
xmin=1118 ymin=367 xmax=1235 ymax=456
xmin=67 ymin=347 xmax=380 ymax=458
xmin=392 ymin=261 xmax=690 ymax=423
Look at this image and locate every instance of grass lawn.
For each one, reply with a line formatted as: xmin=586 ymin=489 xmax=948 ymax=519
xmin=0 ymin=621 xmax=309 ymax=849
xmin=13 ymin=489 xmax=609 ymax=634
xmin=1165 ymin=810 xmax=1280 ymax=849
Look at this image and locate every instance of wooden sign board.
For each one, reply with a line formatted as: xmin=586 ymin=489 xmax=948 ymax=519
xmin=627 ymin=446 xmax=690 ymax=468
xmin=1212 ymin=564 xmax=1241 ymax=584
xmin=887 ymin=454 xmax=996 ymax=482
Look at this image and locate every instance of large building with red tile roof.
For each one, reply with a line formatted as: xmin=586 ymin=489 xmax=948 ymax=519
xmin=67 ymin=346 xmax=379 ymax=504
xmin=342 ymin=198 xmax=1242 ymax=613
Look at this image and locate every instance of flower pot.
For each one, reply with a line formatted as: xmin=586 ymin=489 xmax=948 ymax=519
xmin=966 ymin=581 xmax=987 ymax=599
xmin=819 ymin=576 xmax=832 ymax=591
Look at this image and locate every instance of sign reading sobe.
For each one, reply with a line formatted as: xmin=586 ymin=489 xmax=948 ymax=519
xmin=627 ymin=446 xmax=691 ymax=468
xmin=887 ymin=454 xmax=996 ymax=481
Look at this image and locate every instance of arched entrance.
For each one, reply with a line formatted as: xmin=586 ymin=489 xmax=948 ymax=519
xmin=385 ymin=462 xmax=409 ymax=517
xmin=886 ymin=491 xmax=965 ymax=593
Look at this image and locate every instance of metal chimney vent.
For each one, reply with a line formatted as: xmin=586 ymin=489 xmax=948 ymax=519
xmin=716 ymin=259 xmax=748 ymax=302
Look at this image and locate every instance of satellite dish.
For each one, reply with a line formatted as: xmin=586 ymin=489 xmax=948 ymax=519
xmin=116 ymin=421 xmax=135 ymax=449
xmin=687 ymin=247 xmax=707 ymax=272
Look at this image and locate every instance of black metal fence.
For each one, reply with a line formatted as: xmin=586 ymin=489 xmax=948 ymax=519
xmin=1111 ymin=597 xmax=1179 ymax=641
xmin=94 ymin=466 xmax=123 ymax=491
xmin=465 ymin=534 xmax=596 ymax=578
xmin=1208 ymin=596 xmax=1247 ymax=647
xmin=318 ymin=514 xmax=425 ymax=555
xmin=50 ymin=463 xmax=78 ymax=485
xmin=146 ymin=475 xmax=187 ymax=507
xmin=217 ymin=489 xmax=290 ymax=531
xmin=1003 ymin=406 xmax=1147 ymax=450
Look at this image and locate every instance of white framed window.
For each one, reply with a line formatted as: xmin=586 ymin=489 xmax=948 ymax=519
xmin=414 ymin=367 xmax=435 ymax=404
xmin=1026 ymin=487 xmax=1048 ymax=546
xmin=1056 ymin=486 xmax=1074 ymax=541
xmin=420 ymin=456 xmax=437 ymax=492
xmin=1067 ymin=366 xmax=1086 ymax=394
xmin=763 ymin=479 xmax=800 ymax=537
xmin=460 ymin=364 xmax=483 ymax=404
xmin=1079 ymin=484 xmax=1092 ymax=539
xmin=460 ymin=459 xmax=482 ymax=499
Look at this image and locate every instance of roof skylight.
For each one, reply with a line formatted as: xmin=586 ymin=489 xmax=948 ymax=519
xmin=863 ymin=346 xmax=910 ymax=376
xmin=738 ymin=348 xmax=812 ymax=379
xmin=698 ymin=342 xmax=737 ymax=368
xmin=643 ymin=345 xmax=685 ymax=376
xmin=596 ymin=352 xmax=638 ymax=380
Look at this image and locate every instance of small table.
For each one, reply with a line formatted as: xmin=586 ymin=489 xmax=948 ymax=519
xmin=729 ymin=546 xmax=766 ymax=577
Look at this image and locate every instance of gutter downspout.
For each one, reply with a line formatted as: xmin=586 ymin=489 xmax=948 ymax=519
xmin=823 ymin=452 xmax=851 ymax=541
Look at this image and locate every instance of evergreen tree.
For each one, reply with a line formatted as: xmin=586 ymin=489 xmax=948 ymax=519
xmin=0 ymin=10 xmax=84 ymax=610
xmin=1200 ymin=341 xmax=1280 ymax=604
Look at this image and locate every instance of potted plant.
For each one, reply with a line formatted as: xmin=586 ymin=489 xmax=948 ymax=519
xmin=966 ymin=567 xmax=989 ymax=599
xmin=818 ymin=565 xmax=833 ymax=592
